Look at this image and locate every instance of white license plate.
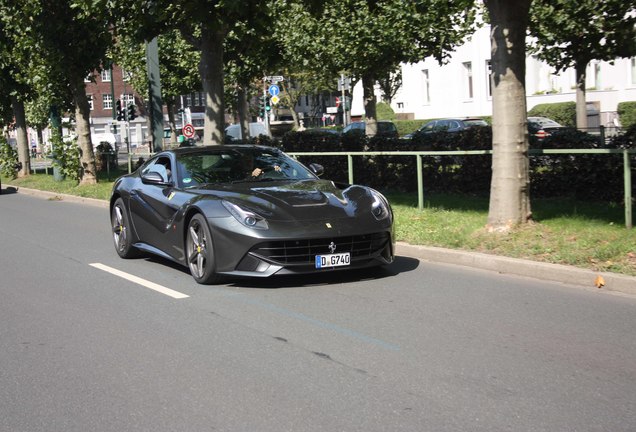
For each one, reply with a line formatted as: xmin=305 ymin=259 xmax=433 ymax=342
xmin=315 ymin=252 xmax=351 ymax=268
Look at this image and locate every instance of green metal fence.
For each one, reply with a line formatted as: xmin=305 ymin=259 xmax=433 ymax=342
xmin=287 ymin=149 xmax=636 ymax=229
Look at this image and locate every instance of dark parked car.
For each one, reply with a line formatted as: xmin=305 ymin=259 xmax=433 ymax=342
xmin=110 ymin=145 xmax=394 ymax=284
xmin=342 ymin=121 xmax=399 ymax=138
xmin=405 ymin=118 xmax=489 ymax=139
xmin=527 ymin=116 xmax=564 ymax=140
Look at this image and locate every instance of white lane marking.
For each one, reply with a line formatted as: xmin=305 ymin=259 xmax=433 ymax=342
xmin=90 ymin=263 xmax=190 ymax=299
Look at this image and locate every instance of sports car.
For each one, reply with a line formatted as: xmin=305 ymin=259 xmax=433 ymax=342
xmin=110 ymin=145 xmax=394 ymax=284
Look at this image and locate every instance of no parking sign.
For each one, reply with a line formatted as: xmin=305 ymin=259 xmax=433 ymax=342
xmin=182 ymin=123 xmax=195 ymax=138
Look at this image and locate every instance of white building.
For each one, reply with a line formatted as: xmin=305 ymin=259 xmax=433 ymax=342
xmin=351 ymin=25 xmax=636 ymax=127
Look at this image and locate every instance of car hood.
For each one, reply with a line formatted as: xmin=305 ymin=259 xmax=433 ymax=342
xmin=193 ymin=179 xmax=377 ymax=222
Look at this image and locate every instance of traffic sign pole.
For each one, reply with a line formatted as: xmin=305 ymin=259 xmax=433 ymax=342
xmin=263 ymin=77 xmax=269 ymax=131
xmin=341 ymin=73 xmax=348 ymax=127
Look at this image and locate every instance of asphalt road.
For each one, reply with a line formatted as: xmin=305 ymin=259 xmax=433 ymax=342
xmin=1 ymin=190 xmax=635 ymax=432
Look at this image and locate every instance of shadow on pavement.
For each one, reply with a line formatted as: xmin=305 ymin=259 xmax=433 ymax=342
xmin=0 ymin=186 xmax=18 ymax=195
xmin=230 ymin=256 xmax=420 ymax=289
xmin=139 ymin=253 xmax=420 ymax=289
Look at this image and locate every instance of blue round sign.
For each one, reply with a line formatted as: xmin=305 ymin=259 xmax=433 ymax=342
xmin=268 ymin=85 xmax=280 ymax=96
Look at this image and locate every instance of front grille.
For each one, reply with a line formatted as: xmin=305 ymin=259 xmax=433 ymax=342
xmin=250 ymin=232 xmax=390 ymax=265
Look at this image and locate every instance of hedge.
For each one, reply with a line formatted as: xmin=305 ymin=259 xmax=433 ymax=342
xmin=528 ymin=102 xmax=576 ymax=126
xmin=280 ymin=126 xmax=635 ymax=203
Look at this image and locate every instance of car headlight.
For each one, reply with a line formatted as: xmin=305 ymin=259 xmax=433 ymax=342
xmin=222 ymin=200 xmax=269 ymax=230
xmin=370 ymin=190 xmax=390 ymax=221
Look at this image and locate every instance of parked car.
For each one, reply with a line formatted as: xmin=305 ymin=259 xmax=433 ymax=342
xmin=527 ymin=116 xmax=564 ymax=140
xmin=405 ymin=118 xmax=489 ymax=139
xmin=301 ymin=127 xmax=341 ymax=135
xmin=109 ymin=145 xmax=394 ymax=284
xmin=225 ymin=122 xmax=271 ymax=143
xmin=342 ymin=121 xmax=399 ymax=138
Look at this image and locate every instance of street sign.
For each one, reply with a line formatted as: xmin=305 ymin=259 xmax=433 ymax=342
xmin=182 ymin=123 xmax=195 ymax=138
xmin=270 ymin=95 xmax=280 ymax=105
xmin=335 ymin=97 xmax=341 ymax=107
xmin=337 ymin=76 xmax=351 ymax=91
xmin=268 ymin=85 xmax=280 ymax=96
xmin=266 ymin=75 xmax=284 ymax=82
xmin=326 ymin=106 xmax=338 ymax=114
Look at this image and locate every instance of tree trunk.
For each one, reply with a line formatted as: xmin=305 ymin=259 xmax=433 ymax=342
xmin=70 ymin=77 xmax=97 ymax=185
xmin=166 ymin=99 xmax=178 ymax=147
xmin=11 ymin=97 xmax=30 ymax=178
xmin=362 ymin=74 xmax=378 ymax=136
xmin=575 ymin=60 xmax=588 ymax=129
xmin=199 ymin=26 xmax=225 ymax=146
xmin=237 ymin=84 xmax=250 ymax=140
xmin=36 ymin=127 xmax=44 ymax=154
xmin=485 ymin=0 xmax=532 ymax=232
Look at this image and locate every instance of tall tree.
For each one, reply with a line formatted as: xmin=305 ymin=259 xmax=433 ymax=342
xmin=224 ymin=5 xmax=281 ymax=139
xmin=6 ymin=0 xmax=114 ymax=185
xmin=0 ymin=0 xmax=38 ymax=177
xmin=40 ymin=0 xmax=114 ymax=184
xmin=87 ymin=0 xmax=275 ymax=146
xmin=529 ymin=0 xmax=636 ymax=128
xmin=276 ymin=0 xmax=476 ymax=136
xmin=484 ymin=0 xmax=533 ymax=231
xmin=112 ymin=30 xmax=201 ymax=146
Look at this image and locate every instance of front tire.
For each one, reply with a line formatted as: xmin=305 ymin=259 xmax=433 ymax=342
xmin=186 ymin=214 xmax=222 ymax=284
xmin=111 ymin=197 xmax=139 ymax=258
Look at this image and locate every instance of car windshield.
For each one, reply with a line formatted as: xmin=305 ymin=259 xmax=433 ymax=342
xmin=529 ymin=117 xmax=562 ymax=128
xmin=175 ymin=147 xmax=316 ymax=187
xmin=378 ymin=122 xmax=396 ymax=132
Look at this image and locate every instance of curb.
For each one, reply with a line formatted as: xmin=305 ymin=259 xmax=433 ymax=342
xmin=397 ymin=242 xmax=636 ymax=296
xmin=6 ymin=185 xmax=109 ymax=208
xmin=7 ymin=185 xmax=635 ymax=296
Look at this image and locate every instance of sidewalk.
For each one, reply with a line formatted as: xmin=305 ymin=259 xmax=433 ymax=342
xmin=8 ymin=185 xmax=636 ymax=296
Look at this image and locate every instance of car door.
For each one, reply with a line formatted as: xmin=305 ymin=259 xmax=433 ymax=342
xmin=129 ymin=155 xmax=184 ymax=255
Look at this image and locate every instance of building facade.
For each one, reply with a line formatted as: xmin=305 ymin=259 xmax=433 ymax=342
xmin=385 ymin=26 xmax=636 ymax=127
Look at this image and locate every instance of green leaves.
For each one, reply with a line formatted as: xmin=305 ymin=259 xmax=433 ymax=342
xmin=529 ymin=0 xmax=636 ymax=71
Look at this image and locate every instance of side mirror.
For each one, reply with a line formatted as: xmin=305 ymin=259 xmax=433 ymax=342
xmin=141 ymin=171 xmax=170 ymax=186
xmin=309 ymin=163 xmax=324 ymax=177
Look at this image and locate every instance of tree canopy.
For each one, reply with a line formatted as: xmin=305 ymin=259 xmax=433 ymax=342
xmin=275 ymin=0 xmax=477 ymax=135
xmin=528 ymin=0 xmax=636 ymax=128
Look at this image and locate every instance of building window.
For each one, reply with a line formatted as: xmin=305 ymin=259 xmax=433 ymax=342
xmin=122 ymin=93 xmax=135 ymax=106
xmin=122 ymin=69 xmax=132 ymax=81
xmin=102 ymin=94 xmax=112 ymax=109
xmin=421 ymin=69 xmax=430 ymax=104
xmin=87 ymin=95 xmax=93 ymax=110
xmin=593 ymin=61 xmax=601 ymax=89
xmin=84 ymin=74 xmax=93 ymax=83
xmin=485 ymin=60 xmax=492 ymax=97
xmin=186 ymin=94 xmax=192 ymax=107
xmin=101 ymin=69 xmax=112 ymax=82
xmin=463 ymin=62 xmax=473 ymax=99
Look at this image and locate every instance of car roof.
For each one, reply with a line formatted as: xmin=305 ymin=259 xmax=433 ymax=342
xmin=165 ymin=144 xmax=276 ymax=156
xmin=527 ymin=117 xmax=562 ymax=127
